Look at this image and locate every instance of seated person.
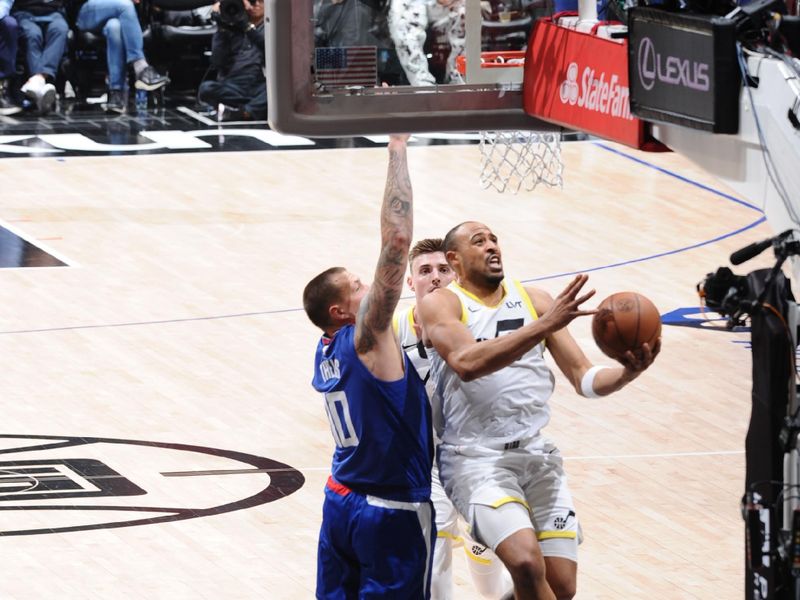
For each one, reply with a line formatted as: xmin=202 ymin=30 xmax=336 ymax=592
xmin=198 ymin=0 xmax=265 ymax=122
xmin=12 ymin=0 xmax=69 ymax=114
xmin=73 ymin=0 xmax=169 ymax=113
xmin=0 ymin=0 xmax=21 ymax=114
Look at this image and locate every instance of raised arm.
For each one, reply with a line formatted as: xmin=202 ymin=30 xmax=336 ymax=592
xmin=354 ymin=134 xmax=413 ymax=380
xmin=420 ymin=274 xmax=595 ymax=382
xmin=529 ymin=285 xmax=660 ymax=397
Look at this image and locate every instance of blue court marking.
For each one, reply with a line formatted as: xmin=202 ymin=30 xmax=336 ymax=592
xmin=524 ymin=143 xmax=765 ymax=284
xmin=0 ymin=143 xmax=766 ymax=335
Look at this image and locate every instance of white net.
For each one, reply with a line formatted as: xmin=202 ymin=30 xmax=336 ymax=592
xmin=478 ymin=130 xmax=564 ymax=194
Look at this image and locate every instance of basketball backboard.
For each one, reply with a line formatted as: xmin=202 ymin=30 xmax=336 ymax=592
xmin=264 ymin=0 xmax=558 ymax=137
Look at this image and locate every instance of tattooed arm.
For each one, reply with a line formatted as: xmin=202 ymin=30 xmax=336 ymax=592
xmin=355 ymin=133 xmax=413 ymax=381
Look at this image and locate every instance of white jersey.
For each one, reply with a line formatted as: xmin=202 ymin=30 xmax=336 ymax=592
xmin=394 ymin=306 xmax=444 ymax=436
xmin=393 ymin=305 xmax=430 ymax=382
xmin=428 ymin=278 xmax=555 ymax=447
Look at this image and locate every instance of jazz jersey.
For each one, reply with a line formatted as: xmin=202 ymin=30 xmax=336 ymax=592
xmin=312 ymin=324 xmax=433 ymax=502
xmin=428 ymin=279 xmax=555 ymax=447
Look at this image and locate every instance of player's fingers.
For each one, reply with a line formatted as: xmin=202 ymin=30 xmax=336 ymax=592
xmin=574 ymin=289 xmax=596 ymax=305
xmin=559 ymin=274 xmax=587 ymax=298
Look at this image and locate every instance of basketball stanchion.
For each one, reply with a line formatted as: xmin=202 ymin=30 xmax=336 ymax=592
xmin=457 ymin=51 xmax=564 ymax=194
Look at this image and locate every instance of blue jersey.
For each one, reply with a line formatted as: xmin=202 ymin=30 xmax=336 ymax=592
xmin=312 ymin=324 xmax=433 ymax=503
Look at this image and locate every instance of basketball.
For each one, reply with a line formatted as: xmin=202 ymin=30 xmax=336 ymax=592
xmin=592 ymin=292 xmax=662 ymax=361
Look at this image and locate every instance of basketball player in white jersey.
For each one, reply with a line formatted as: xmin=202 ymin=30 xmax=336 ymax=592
xmin=418 ymin=221 xmax=659 ymax=600
xmin=394 ymin=238 xmax=513 ymax=600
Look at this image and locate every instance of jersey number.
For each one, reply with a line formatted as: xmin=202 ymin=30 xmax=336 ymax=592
xmin=324 ymin=391 xmax=359 ymax=448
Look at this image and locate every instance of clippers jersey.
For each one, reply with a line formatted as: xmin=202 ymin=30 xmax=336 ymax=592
xmin=312 ymin=324 xmax=433 ymax=503
xmin=428 ymin=279 xmax=555 ymax=447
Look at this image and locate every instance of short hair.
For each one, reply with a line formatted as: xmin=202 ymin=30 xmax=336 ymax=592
xmin=408 ymin=238 xmax=445 ymax=271
xmin=443 ymin=222 xmax=470 ymax=254
xmin=303 ymin=266 xmax=346 ymax=331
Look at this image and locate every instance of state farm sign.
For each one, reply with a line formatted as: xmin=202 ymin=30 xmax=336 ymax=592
xmin=524 ymin=19 xmax=645 ymax=148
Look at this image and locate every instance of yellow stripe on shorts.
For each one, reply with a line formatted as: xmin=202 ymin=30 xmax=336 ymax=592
xmin=463 ymin=545 xmax=492 ymax=565
xmin=490 ymin=496 xmax=530 ymax=510
xmin=537 ymin=530 xmax=577 ymax=540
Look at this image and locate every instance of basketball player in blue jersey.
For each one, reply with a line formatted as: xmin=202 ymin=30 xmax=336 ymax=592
xmin=302 ymin=134 xmax=436 ymax=600
xmin=418 ymin=221 xmax=659 ymax=600
xmin=394 ymin=238 xmax=512 ymax=600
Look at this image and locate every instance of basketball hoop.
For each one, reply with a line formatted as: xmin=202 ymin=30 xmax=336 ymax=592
xmin=478 ymin=130 xmax=563 ymax=194
xmin=457 ymin=50 xmax=564 ymax=194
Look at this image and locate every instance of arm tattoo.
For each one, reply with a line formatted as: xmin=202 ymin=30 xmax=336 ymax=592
xmin=356 ymin=143 xmax=412 ymax=353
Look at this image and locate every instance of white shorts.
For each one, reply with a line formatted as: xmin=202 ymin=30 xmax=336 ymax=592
xmin=438 ymin=437 xmax=580 ymax=561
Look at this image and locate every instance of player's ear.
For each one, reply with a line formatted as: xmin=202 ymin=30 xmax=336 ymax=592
xmin=407 ymin=274 xmax=414 ymax=291
xmin=446 ymin=250 xmax=459 ymax=270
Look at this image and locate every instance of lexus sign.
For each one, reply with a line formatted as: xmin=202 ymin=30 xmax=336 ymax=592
xmin=628 ymin=7 xmax=740 ymax=133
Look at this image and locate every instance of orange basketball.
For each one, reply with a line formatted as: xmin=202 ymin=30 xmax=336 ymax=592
xmin=591 ymin=292 xmax=661 ymax=361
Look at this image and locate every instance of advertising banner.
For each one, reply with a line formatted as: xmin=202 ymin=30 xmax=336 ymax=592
xmin=523 ymin=19 xmax=645 ymax=148
xmin=628 ymin=8 xmax=740 ymax=133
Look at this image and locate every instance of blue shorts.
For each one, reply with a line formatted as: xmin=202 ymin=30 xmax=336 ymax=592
xmin=317 ymin=477 xmax=436 ymax=599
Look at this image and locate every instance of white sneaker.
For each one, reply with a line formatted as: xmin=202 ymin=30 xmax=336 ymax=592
xmin=36 ymin=83 xmax=56 ymax=114
xmin=20 ymin=75 xmax=45 ymax=99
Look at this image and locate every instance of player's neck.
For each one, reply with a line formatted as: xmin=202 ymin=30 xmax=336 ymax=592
xmin=458 ymin=278 xmax=504 ymax=305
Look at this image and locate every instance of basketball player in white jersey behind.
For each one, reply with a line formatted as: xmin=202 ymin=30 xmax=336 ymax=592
xmin=418 ymin=221 xmax=659 ymax=600
xmin=394 ymin=238 xmax=512 ymax=600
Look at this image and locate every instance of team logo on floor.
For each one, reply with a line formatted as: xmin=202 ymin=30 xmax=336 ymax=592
xmin=0 ymin=434 xmax=304 ymax=536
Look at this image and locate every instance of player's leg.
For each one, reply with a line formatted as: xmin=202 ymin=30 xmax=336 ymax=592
xmin=525 ymin=441 xmax=580 ymax=600
xmin=316 ymin=484 xmax=361 ymax=600
xmin=439 ymin=448 xmax=552 ymax=600
xmin=459 ymin=524 xmax=514 ymax=599
xmin=355 ymin=496 xmax=435 ymax=599
xmin=474 ymin=502 xmax=555 ymax=600
xmin=431 ymin=466 xmax=460 ymax=600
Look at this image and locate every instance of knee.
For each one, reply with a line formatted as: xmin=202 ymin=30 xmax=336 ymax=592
xmin=2 ymin=15 xmax=18 ymax=36
xmin=102 ymin=18 xmax=121 ymax=41
xmin=550 ymin=578 xmax=576 ymax=600
xmin=51 ymin=17 xmax=69 ymax=38
xmin=20 ymin=22 xmax=43 ymax=44
xmin=197 ymin=80 xmax=216 ymax=102
xmin=503 ymin=552 xmax=548 ymax=588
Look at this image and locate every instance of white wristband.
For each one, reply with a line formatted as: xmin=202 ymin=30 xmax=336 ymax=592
xmin=580 ymin=366 xmax=609 ymax=399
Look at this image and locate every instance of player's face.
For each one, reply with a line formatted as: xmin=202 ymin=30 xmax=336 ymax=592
xmin=342 ymin=270 xmax=369 ymax=319
xmin=457 ymin=223 xmax=504 ymax=285
xmin=408 ymin=252 xmax=454 ymax=301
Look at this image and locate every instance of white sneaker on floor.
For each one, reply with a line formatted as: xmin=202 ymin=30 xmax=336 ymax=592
xmin=21 ymin=76 xmax=45 ymax=98
xmin=36 ymin=83 xmax=56 ymax=114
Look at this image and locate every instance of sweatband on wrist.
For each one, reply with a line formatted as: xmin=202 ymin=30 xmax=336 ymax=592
xmin=580 ymin=365 xmax=610 ymax=399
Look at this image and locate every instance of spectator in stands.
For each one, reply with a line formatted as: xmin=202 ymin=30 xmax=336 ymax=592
xmin=12 ymin=0 xmax=69 ymax=114
xmin=198 ymin=0 xmax=265 ymax=121
xmin=0 ymin=0 xmax=21 ymax=114
xmin=314 ymin=0 xmax=407 ymax=86
xmin=73 ymin=0 xmax=169 ymax=113
xmin=388 ymin=0 xmax=465 ymax=86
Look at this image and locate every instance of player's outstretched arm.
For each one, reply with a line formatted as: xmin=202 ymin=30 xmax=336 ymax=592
xmin=355 ymin=134 xmax=413 ymax=379
xmin=532 ymin=284 xmax=660 ymax=397
xmin=420 ymin=275 xmax=595 ymax=382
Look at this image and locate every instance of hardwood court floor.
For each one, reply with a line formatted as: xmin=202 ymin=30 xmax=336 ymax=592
xmin=0 ymin=140 xmax=776 ymax=599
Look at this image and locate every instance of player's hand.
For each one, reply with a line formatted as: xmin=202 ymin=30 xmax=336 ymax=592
xmin=539 ymin=274 xmax=597 ymax=332
xmin=617 ymin=338 xmax=660 ymax=376
xmin=389 ymin=133 xmax=410 ymax=144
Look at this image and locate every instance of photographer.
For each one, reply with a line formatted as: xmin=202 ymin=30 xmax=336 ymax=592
xmin=198 ymin=0 xmax=265 ymax=121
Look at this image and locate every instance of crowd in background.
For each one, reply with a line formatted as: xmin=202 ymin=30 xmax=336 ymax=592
xmin=0 ymin=0 xmax=542 ymax=120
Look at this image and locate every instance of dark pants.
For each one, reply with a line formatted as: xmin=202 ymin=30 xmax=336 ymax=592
xmin=198 ymin=69 xmax=266 ymax=119
xmin=13 ymin=11 xmax=68 ymax=79
xmin=0 ymin=15 xmax=18 ymax=79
